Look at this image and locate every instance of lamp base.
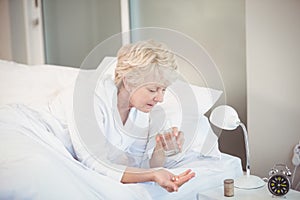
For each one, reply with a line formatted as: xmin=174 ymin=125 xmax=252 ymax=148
xmin=234 ymin=175 xmax=265 ymax=189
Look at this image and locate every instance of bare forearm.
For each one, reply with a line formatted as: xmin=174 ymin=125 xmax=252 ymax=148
xmin=121 ymin=167 xmax=155 ymax=184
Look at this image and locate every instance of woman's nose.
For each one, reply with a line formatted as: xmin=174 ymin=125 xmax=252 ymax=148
xmin=154 ymin=92 xmax=164 ymax=102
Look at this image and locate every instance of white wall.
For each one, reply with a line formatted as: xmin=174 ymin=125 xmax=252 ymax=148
xmin=246 ymin=0 xmax=300 ymax=186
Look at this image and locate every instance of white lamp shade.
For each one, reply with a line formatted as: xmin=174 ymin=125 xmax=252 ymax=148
xmin=209 ymin=105 xmax=240 ymax=130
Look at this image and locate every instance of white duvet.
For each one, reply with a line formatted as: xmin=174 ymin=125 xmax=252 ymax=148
xmin=0 ymin=104 xmax=243 ymax=200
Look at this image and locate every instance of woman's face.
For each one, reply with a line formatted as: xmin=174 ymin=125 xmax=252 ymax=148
xmin=129 ymin=84 xmax=166 ymax=113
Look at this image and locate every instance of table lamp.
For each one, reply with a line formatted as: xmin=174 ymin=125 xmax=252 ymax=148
xmin=209 ymin=105 xmax=265 ymax=189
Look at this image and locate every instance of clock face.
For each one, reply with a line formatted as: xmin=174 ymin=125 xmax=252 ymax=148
xmin=268 ymin=174 xmax=290 ymax=196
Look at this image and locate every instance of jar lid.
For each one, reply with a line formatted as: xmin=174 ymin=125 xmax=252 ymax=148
xmin=224 ymin=179 xmax=234 ymax=184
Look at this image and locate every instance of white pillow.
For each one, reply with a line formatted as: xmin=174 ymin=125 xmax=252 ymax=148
xmin=155 ymin=80 xmax=222 ymax=128
xmin=0 ymin=59 xmax=79 ymax=110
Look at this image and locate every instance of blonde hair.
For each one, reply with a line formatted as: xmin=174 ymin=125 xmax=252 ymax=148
xmin=114 ymin=40 xmax=178 ymax=89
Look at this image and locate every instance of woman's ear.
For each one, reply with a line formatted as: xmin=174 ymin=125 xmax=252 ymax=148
xmin=122 ymin=77 xmax=132 ymax=93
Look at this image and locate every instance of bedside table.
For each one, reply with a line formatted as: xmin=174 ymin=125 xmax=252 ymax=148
xmin=197 ymin=184 xmax=300 ymax=200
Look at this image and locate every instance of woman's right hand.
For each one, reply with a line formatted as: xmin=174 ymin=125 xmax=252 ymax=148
xmin=152 ymin=168 xmax=195 ymax=192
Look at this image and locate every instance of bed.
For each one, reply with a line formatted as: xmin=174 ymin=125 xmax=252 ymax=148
xmin=0 ymin=58 xmax=243 ymax=199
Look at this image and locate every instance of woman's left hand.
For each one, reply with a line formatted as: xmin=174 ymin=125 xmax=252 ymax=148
xmin=150 ymin=127 xmax=185 ymax=168
xmin=150 ymin=135 xmax=166 ymax=168
xmin=171 ymin=127 xmax=185 ymax=152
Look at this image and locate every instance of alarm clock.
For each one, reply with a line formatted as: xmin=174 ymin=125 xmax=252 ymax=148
xmin=267 ymin=164 xmax=292 ymax=197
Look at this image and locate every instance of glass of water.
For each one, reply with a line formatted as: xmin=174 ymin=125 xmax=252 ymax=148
xmin=159 ymin=128 xmax=180 ymax=156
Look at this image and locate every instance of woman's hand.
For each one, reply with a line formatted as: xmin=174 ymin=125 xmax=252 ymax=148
xmin=152 ymin=168 xmax=195 ymax=192
xmin=171 ymin=127 xmax=185 ymax=152
xmin=150 ymin=127 xmax=185 ymax=168
xmin=150 ymin=135 xmax=166 ymax=167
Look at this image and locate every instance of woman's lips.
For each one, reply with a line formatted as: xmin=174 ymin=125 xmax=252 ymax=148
xmin=146 ymin=103 xmax=156 ymax=108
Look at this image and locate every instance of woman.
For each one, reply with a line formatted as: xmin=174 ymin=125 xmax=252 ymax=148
xmin=71 ymin=40 xmax=195 ymax=193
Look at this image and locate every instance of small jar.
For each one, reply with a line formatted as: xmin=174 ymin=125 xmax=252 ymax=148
xmin=224 ymin=179 xmax=234 ymax=197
